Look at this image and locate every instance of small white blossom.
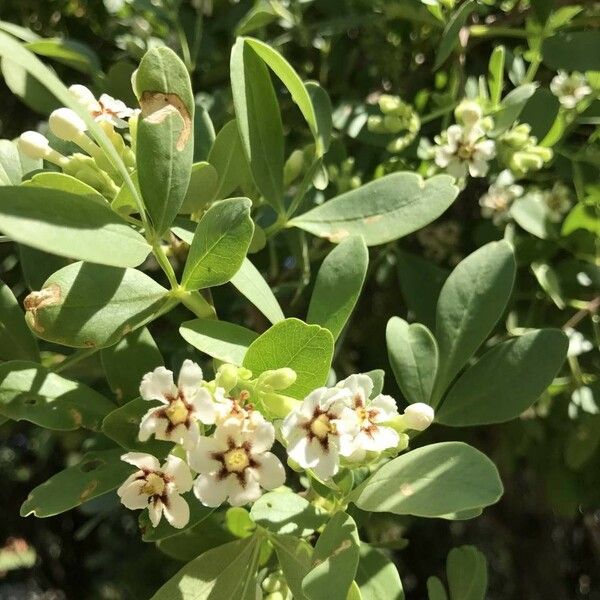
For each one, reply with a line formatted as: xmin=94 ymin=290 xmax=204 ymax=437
xmin=542 ymin=182 xmax=572 ymax=222
xmin=434 ymin=123 xmax=495 ymax=178
xmin=479 ymin=170 xmax=524 ymax=225
xmin=190 ymin=412 xmax=285 ymax=507
xmin=18 ymin=131 xmax=52 ymax=160
xmin=117 ymin=452 xmax=192 ymax=528
xmin=403 ymin=403 xmax=435 ymax=431
xmin=550 ymin=71 xmax=592 ymax=109
xmin=281 ymin=387 xmax=358 ymax=480
xmin=335 ymin=374 xmax=400 ymax=462
xmin=139 ymin=360 xmax=217 ymax=449
xmin=68 ymin=84 xmax=134 ymax=127
xmin=566 ymin=327 xmax=593 ymax=357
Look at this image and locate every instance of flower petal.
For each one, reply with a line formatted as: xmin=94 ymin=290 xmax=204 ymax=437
xmin=163 ymin=493 xmax=190 ymax=529
xmin=138 ymin=407 xmax=167 ymax=442
xmin=162 ymin=455 xmax=193 ymax=493
xmin=140 ymin=367 xmax=176 ymax=402
xmin=370 ymin=394 xmax=399 ymax=422
xmin=194 ymin=473 xmax=230 ymax=507
xmin=189 ymin=388 xmax=218 ymax=424
xmin=253 ymin=452 xmax=285 ymax=490
xmin=312 ymin=444 xmax=339 ymax=480
xmin=362 ymin=426 xmax=399 ymax=452
xmin=178 ymin=359 xmax=204 ymax=391
xmin=187 ymin=436 xmax=223 ymax=474
xmin=148 ymin=500 xmax=163 ymax=527
xmin=251 ymin=419 xmax=275 ymax=454
xmin=121 ymin=452 xmax=160 ymax=471
xmin=117 ymin=480 xmax=149 ymax=510
xmin=337 ymin=374 xmax=373 ymax=407
xmin=227 ymin=475 xmax=262 ymax=507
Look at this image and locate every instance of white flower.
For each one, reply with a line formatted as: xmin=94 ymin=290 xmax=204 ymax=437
xmin=190 ymin=414 xmax=285 ymax=507
xmin=434 ymin=123 xmax=496 ymax=178
xmin=139 ymin=360 xmax=217 ymax=449
xmin=281 ymin=387 xmax=359 ymax=480
xmin=335 ymin=374 xmax=400 ymax=462
xmin=18 ymin=131 xmax=52 ymax=160
xmin=542 ymin=182 xmax=572 ymax=222
xmin=550 ymin=71 xmax=592 ymax=109
xmin=479 ymin=170 xmax=524 ymax=225
xmin=566 ymin=327 xmax=593 ymax=357
xmin=49 ymin=108 xmax=87 ymax=142
xmin=402 ymin=403 xmax=435 ymax=431
xmin=68 ymin=84 xmax=134 ymax=127
xmin=117 ymin=452 xmax=192 ymax=528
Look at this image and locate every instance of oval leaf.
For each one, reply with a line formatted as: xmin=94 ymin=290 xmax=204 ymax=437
xmin=289 ymin=173 xmax=458 ymax=246
xmin=352 ymin=442 xmax=503 ymax=517
xmin=0 ymin=280 xmax=39 ymax=361
xmin=243 ymin=318 xmax=334 ymax=399
xmin=436 ymin=329 xmax=568 ymax=426
xmin=24 ymin=262 xmax=169 ymax=349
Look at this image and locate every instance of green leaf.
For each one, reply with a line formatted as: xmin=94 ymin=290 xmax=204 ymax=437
xmin=289 ymin=173 xmax=458 ymax=246
xmin=0 ymin=280 xmax=39 ymax=362
xmin=306 ymin=81 xmax=333 ymax=154
xmin=245 ymin=37 xmax=328 ymax=156
xmin=134 ymin=46 xmax=195 ymax=235
xmin=562 ymin=203 xmax=599 ymax=237
xmin=432 ymin=241 xmax=516 ymax=405
xmin=179 ymin=161 xmax=219 ymax=214
xmin=24 ymin=262 xmax=169 ymax=349
xmin=0 ymin=139 xmax=40 ymax=185
xmin=510 ymin=193 xmax=557 ymax=239
xmin=531 ymin=262 xmax=565 ymax=309
xmin=446 ymin=546 xmax=488 ymax=600
xmin=231 ymin=38 xmax=284 ymax=211
xmin=23 ymin=172 xmax=106 ymax=201
xmin=488 ymin=46 xmax=505 ymax=107
xmin=25 ymin=38 xmax=100 ymax=74
xmin=386 ymin=317 xmax=438 ymax=406
xmin=427 ymin=577 xmax=449 ymax=600
xmin=20 ymin=449 xmax=130 ymax=517
xmin=542 ymin=31 xmax=600 ymax=71
xmin=102 ymin=397 xmax=171 ymax=456
xmin=230 ymin=258 xmax=285 ymax=325
xmin=236 ymin=2 xmax=282 ymax=36
xmin=307 ymin=236 xmax=368 ymax=340
xmin=150 ymin=535 xmax=262 ymax=600
xmin=182 ymin=198 xmax=254 ymax=291
xmin=436 ymin=329 xmax=567 ymax=426
xmin=101 ymin=328 xmax=163 ymax=403
xmin=272 ymin=535 xmax=313 ymax=600
xmin=243 ymin=318 xmax=334 ymax=399
xmin=179 ymin=318 xmax=258 ymax=365
xmin=250 ymin=491 xmax=327 ymax=536
xmin=0 ymin=187 xmax=150 ymax=268
xmin=18 ymin=245 xmax=69 ymax=291
xmin=0 ymin=360 xmax=115 ymax=431
xmin=140 ymin=493 xmax=214 ymax=542
xmin=193 ymin=101 xmax=215 ymax=162
xmin=355 ymin=543 xmax=405 ymax=600
xmin=493 ymin=84 xmax=538 ymax=133
xmin=208 ymin=119 xmax=252 ymax=200
xmin=225 ymin=507 xmax=255 ymax=538
xmin=302 ymin=511 xmax=360 ymax=600
xmin=352 ymin=442 xmax=503 ymax=517
xmin=434 ymin=0 xmax=476 ymax=69
xmin=366 ymin=369 xmax=385 ymax=398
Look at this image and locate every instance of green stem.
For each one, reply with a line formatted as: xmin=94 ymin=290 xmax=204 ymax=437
xmin=469 ymin=25 xmax=528 ymax=39
xmin=54 ymin=348 xmax=99 ymax=374
xmin=285 ymin=159 xmax=322 ymax=220
xmin=152 ymin=240 xmax=179 ymax=289
xmin=421 ymin=101 xmax=459 ymax=124
xmin=180 ymin=290 xmax=216 ymax=319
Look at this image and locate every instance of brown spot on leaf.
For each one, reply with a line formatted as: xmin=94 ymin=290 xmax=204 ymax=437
xmin=364 ymin=215 xmax=382 ymax=224
xmin=400 ymin=482 xmax=414 ymax=496
xmin=79 ymin=480 xmax=98 ymax=501
xmin=327 ymin=229 xmax=350 ymax=243
xmin=69 ymin=409 xmax=82 ymax=427
xmin=140 ymin=91 xmax=191 ymax=151
xmin=23 ymin=284 xmax=61 ymax=332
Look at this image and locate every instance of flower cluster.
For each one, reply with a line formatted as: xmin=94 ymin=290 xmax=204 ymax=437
xmin=433 ymin=101 xmax=496 ymax=179
xmin=117 ymin=362 xmax=435 ymax=528
xmin=479 ymin=170 xmax=524 ymax=225
xmin=550 ymin=71 xmax=592 ymax=109
xmin=17 ymin=85 xmax=136 ymax=199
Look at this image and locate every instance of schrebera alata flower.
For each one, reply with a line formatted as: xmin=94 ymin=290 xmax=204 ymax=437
xmin=189 ymin=411 xmax=285 ymax=507
xmin=117 ymin=452 xmax=192 ymax=528
xmin=138 ymin=360 xmax=217 ymax=449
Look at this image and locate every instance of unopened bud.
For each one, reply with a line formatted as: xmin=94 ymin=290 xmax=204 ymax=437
xmin=216 ymin=363 xmax=238 ymax=391
xmin=367 ymin=115 xmax=386 ymax=134
xmin=18 ymin=131 xmax=51 ymax=160
xmin=49 ymin=108 xmax=87 ymax=142
xmin=68 ymin=84 xmax=98 ymax=111
xmin=403 ymin=403 xmax=435 ymax=431
xmin=510 ymin=151 xmax=544 ymax=173
xmin=383 ymin=114 xmax=405 ymax=134
xmin=259 ymin=368 xmax=297 ymax=390
xmin=262 ymin=572 xmax=284 ymax=593
xmin=262 ymin=392 xmax=300 ymax=418
xmin=501 ymin=124 xmax=531 ymax=149
xmin=379 ymin=94 xmax=402 ymax=115
xmin=455 ymin=100 xmax=482 ymax=126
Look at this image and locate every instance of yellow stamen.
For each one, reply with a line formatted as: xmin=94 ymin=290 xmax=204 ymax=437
xmin=165 ymin=398 xmax=189 ymax=425
xmin=310 ymin=414 xmax=331 ymax=439
xmin=224 ymin=448 xmax=250 ymax=473
xmin=142 ymin=473 xmax=165 ymax=496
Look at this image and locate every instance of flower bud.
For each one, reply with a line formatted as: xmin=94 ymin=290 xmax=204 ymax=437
xmin=18 ymin=131 xmax=51 ymax=160
xmin=367 ymin=114 xmax=386 ymax=134
xmin=378 ymin=94 xmax=402 ymax=115
xmin=49 ymin=108 xmax=87 ymax=142
xmin=501 ymin=124 xmax=531 ymax=149
xmin=262 ymin=572 xmax=284 ymax=593
xmin=402 ymin=403 xmax=435 ymax=431
xmin=455 ymin=100 xmax=482 ymax=126
xmin=510 ymin=151 xmax=544 ymax=173
xmin=383 ymin=114 xmax=405 ymax=134
xmin=216 ymin=363 xmax=238 ymax=391
xmin=397 ymin=433 xmax=410 ymax=452
xmin=259 ymin=368 xmax=297 ymax=390
xmin=284 ymin=149 xmax=305 ymax=185
xmin=68 ymin=84 xmax=98 ymax=111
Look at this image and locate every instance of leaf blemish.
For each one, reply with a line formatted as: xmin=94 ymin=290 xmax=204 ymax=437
xmin=140 ymin=91 xmax=191 ymax=151
xmin=79 ymin=480 xmax=98 ymax=501
xmin=23 ymin=284 xmax=61 ymax=332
